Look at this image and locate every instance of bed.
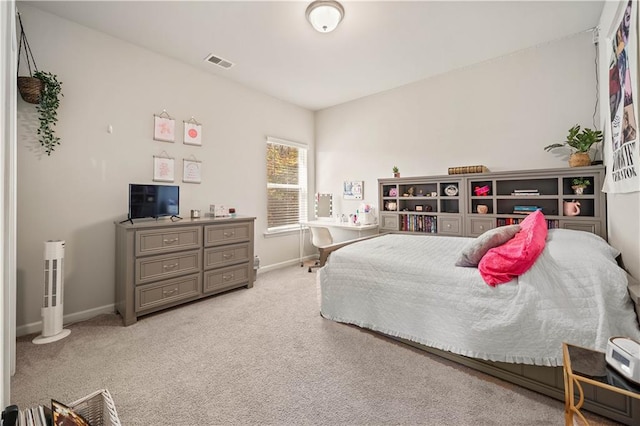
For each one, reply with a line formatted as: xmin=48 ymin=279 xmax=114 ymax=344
xmin=317 ymin=228 xmax=640 ymax=424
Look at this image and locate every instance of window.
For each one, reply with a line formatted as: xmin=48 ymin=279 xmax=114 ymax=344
xmin=266 ymin=136 xmax=308 ymax=232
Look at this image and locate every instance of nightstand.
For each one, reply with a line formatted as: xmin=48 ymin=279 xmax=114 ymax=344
xmin=563 ymin=342 xmax=640 ymax=425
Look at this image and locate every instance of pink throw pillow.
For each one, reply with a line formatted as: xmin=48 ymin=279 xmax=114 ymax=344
xmin=478 ymin=210 xmax=548 ymax=286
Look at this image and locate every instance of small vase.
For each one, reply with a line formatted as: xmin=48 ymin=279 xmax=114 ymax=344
xmin=572 ymin=185 xmax=585 ymax=195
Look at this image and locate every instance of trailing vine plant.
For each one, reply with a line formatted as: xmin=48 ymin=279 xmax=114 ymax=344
xmin=34 ymin=71 xmax=63 ymax=155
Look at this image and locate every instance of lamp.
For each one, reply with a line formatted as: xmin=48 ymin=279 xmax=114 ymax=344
xmin=306 ymin=0 xmax=344 ymax=33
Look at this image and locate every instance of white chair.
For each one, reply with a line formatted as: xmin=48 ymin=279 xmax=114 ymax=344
xmin=308 ymin=226 xmax=333 ymax=272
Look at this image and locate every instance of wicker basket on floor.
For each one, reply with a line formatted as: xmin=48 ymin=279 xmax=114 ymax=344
xmin=68 ymin=389 xmax=121 ymax=426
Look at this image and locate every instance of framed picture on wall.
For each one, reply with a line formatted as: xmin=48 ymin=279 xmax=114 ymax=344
xmin=183 ymin=117 xmax=202 ymax=146
xmin=343 ymin=180 xmax=363 ymax=199
xmin=153 ymin=155 xmax=175 ymax=182
xmin=153 ymin=110 xmax=175 ymax=142
xmin=183 ymin=158 xmax=202 ymax=183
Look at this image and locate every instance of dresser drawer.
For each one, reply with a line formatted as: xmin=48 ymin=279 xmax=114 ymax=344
xmin=136 ymin=226 xmax=202 ymax=256
xmin=203 ymin=264 xmax=250 ymax=294
xmin=135 ymin=249 xmax=201 ymax=285
xmin=467 ymin=217 xmax=495 ymax=237
xmin=438 ymin=217 xmax=462 ymax=236
xmin=135 ymin=273 xmax=201 ymax=312
xmin=204 ymin=222 xmax=251 ymax=247
xmin=203 ymin=243 xmax=250 ymax=270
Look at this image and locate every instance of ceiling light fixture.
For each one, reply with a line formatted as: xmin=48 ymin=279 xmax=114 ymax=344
xmin=306 ymin=0 xmax=344 ymax=33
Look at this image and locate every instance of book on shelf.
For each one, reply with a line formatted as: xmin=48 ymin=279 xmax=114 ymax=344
xmin=512 ymin=189 xmax=540 ymax=196
xmin=447 ymin=165 xmax=489 ymax=175
xmin=513 ymin=205 xmax=540 ymax=211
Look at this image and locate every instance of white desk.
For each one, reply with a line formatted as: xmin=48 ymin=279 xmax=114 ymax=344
xmin=299 ymin=220 xmax=379 ymax=266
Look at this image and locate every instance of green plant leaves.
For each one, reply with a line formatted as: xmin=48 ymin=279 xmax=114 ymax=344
xmin=33 ymin=71 xmax=63 ymax=156
xmin=544 ymin=125 xmax=603 ymax=154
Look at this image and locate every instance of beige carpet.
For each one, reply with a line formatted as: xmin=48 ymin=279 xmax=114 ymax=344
xmin=11 ymin=265 xmax=620 ymax=425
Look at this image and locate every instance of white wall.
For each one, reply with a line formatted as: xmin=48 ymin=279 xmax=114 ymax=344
xmin=598 ymin=0 xmax=640 ymax=279
xmin=15 ymin=5 xmax=314 ymax=332
xmin=316 ymin=31 xmax=599 ymax=217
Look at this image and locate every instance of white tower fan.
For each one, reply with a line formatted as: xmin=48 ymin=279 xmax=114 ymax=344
xmin=33 ymin=240 xmax=71 ymax=344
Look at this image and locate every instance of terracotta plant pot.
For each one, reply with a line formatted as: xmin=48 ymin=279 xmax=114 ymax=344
xmin=568 ymin=152 xmax=591 ymax=167
xmin=393 ymin=172 xmax=400 ymax=178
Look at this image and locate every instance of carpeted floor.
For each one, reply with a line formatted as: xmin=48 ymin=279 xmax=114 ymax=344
xmin=11 ymin=265 xmax=621 ymax=425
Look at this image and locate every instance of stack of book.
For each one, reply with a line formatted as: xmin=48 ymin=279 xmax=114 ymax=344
xmin=511 ymin=189 xmax=540 ymax=196
xmin=512 ymin=205 xmax=542 ymax=215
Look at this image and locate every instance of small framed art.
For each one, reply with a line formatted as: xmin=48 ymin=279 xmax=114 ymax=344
xmin=153 ymin=110 xmax=175 ymax=142
xmin=183 ymin=158 xmax=202 ymax=183
xmin=415 ymin=205 xmax=424 ymax=212
xmin=183 ymin=117 xmax=202 ymax=146
xmin=343 ymin=180 xmax=363 ymax=199
xmin=153 ymin=155 xmax=175 ymax=182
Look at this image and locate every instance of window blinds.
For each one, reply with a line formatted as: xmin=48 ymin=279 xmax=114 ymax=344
xmin=266 ymin=137 xmax=308 ymax=231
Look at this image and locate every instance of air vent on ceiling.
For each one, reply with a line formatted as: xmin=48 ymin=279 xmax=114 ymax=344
xmin=205 ymin=53 xmax=234 ymax=69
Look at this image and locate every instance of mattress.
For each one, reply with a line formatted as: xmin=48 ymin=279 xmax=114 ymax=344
xmin=318 ymin=229 xmax=640 ymax=366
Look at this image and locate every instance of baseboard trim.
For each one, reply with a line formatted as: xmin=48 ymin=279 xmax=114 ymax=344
xmin=256 ymin=255 xmax=318 ymax=274
xmin=17 ymin=304 xmax=116 ymax=338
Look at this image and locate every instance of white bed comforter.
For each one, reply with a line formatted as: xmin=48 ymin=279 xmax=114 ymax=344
xmin=318 ymin=229 xmax=640 ymax=366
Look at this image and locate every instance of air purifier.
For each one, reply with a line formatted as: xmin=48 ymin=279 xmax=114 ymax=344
xmin=33 ymin=240 xmax=71 ymax=344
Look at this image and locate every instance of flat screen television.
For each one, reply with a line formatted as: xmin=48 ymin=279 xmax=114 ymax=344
xmin=128 ymin=184 xmax=180 ymax=220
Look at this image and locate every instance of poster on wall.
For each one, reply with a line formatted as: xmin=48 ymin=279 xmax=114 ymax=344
xmin=153 ymin=154 xmax=175 ymax=182
xmin=604 ymin=0 xmax=640 ymax=193
xmin=153 ymin=110 xmax=175 ymax=142
xmin=183 ymin=158 xmax=202 ymax=183
xmin=343 ymin=180 xmax=363 ymax=199
xmin=183 ymin=117 xmax=202 ymax=146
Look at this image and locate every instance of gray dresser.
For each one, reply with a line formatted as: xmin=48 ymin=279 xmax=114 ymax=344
xmin=115 ymin=216 xmax=256 ymax=326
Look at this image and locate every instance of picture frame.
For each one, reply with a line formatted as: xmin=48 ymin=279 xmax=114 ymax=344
xmin=183 ymin=158 xmax=202 ymax=183
xmin=183 ymin=117 xmax=202 ymax=146
xmin=415 ymin=205 xmax=423 ymax=212
xmin=343 ymin=180 xmax=364 ymax=199
xmin=153 ymin=155 xmax=174 ymax=182
xmin=153 ymin=110 xmax=175 ymax=142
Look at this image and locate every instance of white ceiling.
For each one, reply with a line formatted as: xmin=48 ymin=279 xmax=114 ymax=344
xmin=22 ymin=0 xmax=604 ymax=111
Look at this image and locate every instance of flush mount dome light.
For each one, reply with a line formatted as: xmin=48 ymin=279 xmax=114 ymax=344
xmin=306 ymin=0 xmax=344 ymax=33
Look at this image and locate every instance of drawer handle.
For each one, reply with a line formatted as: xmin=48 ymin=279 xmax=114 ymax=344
xmin=163 ymin=263 xmax=179 ymax=270
xmin=223 ymin=231 xmax=235 ymax=238
xmin=223 ymin=253 xmax=234 ymax=259
xmin=163 ymin=238 xmax=179 ymax=244
xmin=163 ymin=288 xmax=178 ymax=297
xmin=479 ymin=225 xmax=485 ymax=230
xmin=446 ymin=224 xmax=451 ymax=228
xmin=223 ymin=273 xmax=234 ymax=281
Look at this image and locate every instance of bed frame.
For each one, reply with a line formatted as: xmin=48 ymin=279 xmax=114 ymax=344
xmin=321 ymin=233 xmax=640 ymax=424
xmin=383 ymin=272 xmax=640 ymax=425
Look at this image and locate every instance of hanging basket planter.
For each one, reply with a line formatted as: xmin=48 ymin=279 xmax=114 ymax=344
xmin=17 ymin=76 xmax=44 ymax=104
xmin=16 ymin=13 xmax=64 ymax=156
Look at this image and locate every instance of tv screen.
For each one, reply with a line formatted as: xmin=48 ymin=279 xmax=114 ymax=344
xmin=128 ymin=184 xmax=179 ymax=219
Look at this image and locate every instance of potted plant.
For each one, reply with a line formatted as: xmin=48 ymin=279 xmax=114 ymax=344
xmin=544 ymin=125 xmax=603 ymax=167
xmin=393 ymin=166 xmax=400 ymax=178
xmin=571 ymin=177 xmax=590 ymax=195
xmin=33 ymin=71 xmax=63 ymax=155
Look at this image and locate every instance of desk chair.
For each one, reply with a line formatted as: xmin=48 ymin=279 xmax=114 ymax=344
xmin=308 ymin=226 xmax=333 ymax=272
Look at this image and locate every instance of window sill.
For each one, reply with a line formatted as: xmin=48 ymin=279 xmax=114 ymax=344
xmin=263 ymin=227 xmax=301 ymax=238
